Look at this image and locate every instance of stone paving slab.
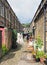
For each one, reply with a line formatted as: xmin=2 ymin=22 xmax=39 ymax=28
xmin=17 ymin=60 xmax=44 ymax=65
xmin=0 ymin=42 xmax=45 ymax=65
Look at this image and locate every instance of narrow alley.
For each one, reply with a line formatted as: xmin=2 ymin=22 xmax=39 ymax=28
xmin=0 ymin=40 xmax=44 ymax=65
xmin=0 ymin=0 xmax=47 ymax=65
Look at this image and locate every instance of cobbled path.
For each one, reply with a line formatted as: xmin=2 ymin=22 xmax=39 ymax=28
xmin=0 ymin=41 xmax=45 ymax=65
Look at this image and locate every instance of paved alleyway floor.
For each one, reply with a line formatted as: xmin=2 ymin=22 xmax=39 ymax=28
xmin=0 ymin=41 xmax=45 ymax=65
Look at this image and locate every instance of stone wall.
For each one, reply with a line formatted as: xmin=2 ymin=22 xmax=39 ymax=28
xmin=34 ymin=14 xmax=44 ymax=51
xmin=30 ymin=21 xmax=35 ymax=34
xmin=4 ymin=28 xmax=12 ymax=50
xmin=35 ymin=14 xmax=44 ymax=42
xmin=0 ymin=27 xmax=12 ymax=58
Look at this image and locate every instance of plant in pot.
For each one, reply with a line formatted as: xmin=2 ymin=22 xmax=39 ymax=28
xmin=39 ymin=51 xmax=45 ymax=63
xmin=44 ymin=53 xmax=47 ymax=65
xmin=35 ymin=51 xmax=40 ymax=62
xmin=35 ymin=36 xmax=43 ymax=51
xmin=36 ymin=55 xmax=40 ymax=62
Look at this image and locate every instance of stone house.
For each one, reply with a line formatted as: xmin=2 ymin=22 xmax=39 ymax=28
xmin=0 ymin=0 xmax=23 ymax=57
xmin=23 ymin=27 xmax=30 ymax=34
xmin=30 ymin=21 xmax=35 ymax=36
xmin=30 ymin=0 xmax=47 ymax=51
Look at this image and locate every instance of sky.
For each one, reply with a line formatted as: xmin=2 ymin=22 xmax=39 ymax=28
xmin=7 ymin=0 xmax=41 ymax=24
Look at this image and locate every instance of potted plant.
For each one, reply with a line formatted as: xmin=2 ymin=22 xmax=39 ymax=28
xmin=35 ymin=36 xmax=43 ymax=51
xmin=35 ymin=55 xmax=40 ymax=62
xmin=44 ymin=53 xmax=47 ymax=65
xmin=35 ymin=51 xmax=40 ymax=62
xmin=35 ymin=51 xmax=45 ymax=63
xmin=39 ymin=51 xmax=45 ymax=63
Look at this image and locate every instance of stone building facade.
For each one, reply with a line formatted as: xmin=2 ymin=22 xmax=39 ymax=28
xmin=30 ymin=0 xmax=47 ymax=51
xmin=23 ymin=27 xmax=30 ymax=34
xmin=0 ymin=0 xmax=23 ymax=57
xmin=30 ymin=21 xmax=35 ymax=36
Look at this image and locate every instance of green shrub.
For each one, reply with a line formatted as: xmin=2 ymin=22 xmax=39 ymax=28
xmin=12 ymin=29 xmax=17 ymax=43
xmin=45 ymin=53 xmax=47 ymax=58
xmin=36 ymin=51 xmax=45 ymax=59
xmin=35 ymin=36 xmax=43 ymax=49
xmin=2 ymin=45 xmax=8 ymax=55
xmin=36 ymin=51 xmax=39 ymax=59
xmin=12 ymin=29 xmax=17 ymax=48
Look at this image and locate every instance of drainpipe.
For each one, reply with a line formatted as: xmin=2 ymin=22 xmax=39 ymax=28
xmin=44 ymin=5 xmax=46 ymax=52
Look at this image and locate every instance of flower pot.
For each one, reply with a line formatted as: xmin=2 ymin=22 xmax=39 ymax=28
xmin=40 ymin=57 xmax=44 ymax=63
xmin=35 ymin=58 xmax=40 ymax=62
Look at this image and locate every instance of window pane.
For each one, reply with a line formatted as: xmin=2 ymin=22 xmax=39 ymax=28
xmin=1 ymin=7 xmax=4 ymax=17
xmin=0 ymin=7 xmax=1 ymax=15
xmin=0 ymin=7 xmax=4 ymax=17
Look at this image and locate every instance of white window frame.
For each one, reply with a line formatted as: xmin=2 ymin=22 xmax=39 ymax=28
xmin=6 ymin=8 xmax=11 ymax=22
xmin=0 ymin=6 xmax=4 ymax=17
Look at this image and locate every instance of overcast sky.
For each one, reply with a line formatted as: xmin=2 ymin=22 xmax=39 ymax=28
xmin=7 ymin=0 xmax=41 ymax=24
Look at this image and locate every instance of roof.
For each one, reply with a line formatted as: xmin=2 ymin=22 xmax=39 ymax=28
xmin=31 ymin=0 xmax=47 ymax=24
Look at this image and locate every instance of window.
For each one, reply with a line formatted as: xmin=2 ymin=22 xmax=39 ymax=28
xmin=0 ymin=6 xmax=4 ymax=17
xmin=0 ymin=2 xmax=4 ymax=17
xmin=7 ymin=10 xmax=9 ymax=20
xmin=6 ymin=9 xmax=7 ymax=19
xmin=0 ymin=7 xmax=1 ymax=15
xmin=10 ymin=13 xmax=12 ymax=22
xmin=9 ymin=13 xmax=10 ymax=22
xmin=1 ymin=7 xmax=4 ymax=16
xmin=5 ymin=8 xmax=9 ymax=20
xmin=15 ymin=20 xmax=16 ymax=27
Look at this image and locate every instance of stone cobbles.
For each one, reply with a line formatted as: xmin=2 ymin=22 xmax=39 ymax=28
xmin=0 ymin=42 xmax=45 ymax=65
xmin=17 ymin=60 xmax=44 ymax=65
